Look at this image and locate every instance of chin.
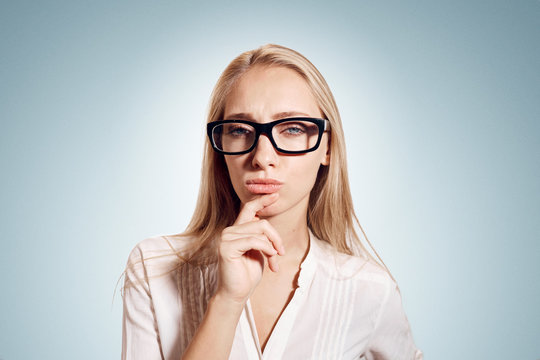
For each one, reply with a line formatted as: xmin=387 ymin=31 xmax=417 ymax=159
xmin=255 ymin=207 xmax=279 ymax=218
xmin=251 ymin=199 xmax=284 ymax=218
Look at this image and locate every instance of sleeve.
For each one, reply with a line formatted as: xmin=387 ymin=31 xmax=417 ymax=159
xmin=121 ymin=245 xmax=164 ymax=360
xmin=363 ymin=282 xmax=423 ymax=360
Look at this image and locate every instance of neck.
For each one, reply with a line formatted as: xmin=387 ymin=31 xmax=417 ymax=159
xmin=260 ymin=201 xmax=310 ymax=267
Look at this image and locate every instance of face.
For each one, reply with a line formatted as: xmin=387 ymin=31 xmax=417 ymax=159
xmin=222 ymin=65 xmax=330 ymax=218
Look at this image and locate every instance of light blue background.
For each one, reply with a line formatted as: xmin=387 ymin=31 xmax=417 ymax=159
xmin=1 ymin=1 xmax=538 ymax=359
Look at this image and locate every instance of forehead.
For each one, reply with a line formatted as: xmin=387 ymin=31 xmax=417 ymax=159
xmin=223 ymin=65 xmax=321 ymax=119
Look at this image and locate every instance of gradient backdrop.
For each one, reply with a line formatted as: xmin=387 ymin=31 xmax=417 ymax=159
xmin=1 ymin=1 xmax=539 ymax=359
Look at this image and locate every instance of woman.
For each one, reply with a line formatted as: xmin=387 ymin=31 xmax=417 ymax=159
xmin=122 ymin=44 xmax=422 ymax=359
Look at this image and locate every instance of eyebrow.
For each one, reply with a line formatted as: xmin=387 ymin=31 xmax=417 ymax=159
xmin=224 ymin=111 xmax=312 ymax=121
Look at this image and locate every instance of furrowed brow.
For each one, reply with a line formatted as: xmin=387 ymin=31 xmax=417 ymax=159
xmin=223 ymin=111 xmax=311 ymax=121
xmin=224 ymin=113 xmax=254 ymax=120
xmin=272 ymin=111 xmax=310 ymax=120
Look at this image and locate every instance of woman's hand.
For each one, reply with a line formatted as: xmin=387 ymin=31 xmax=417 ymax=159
xmin=215 ymin=193 xmax=285 ymax=304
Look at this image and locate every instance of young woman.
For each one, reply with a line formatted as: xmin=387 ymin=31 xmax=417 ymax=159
xmin=122 ymin=44 xmax=422 ymax=359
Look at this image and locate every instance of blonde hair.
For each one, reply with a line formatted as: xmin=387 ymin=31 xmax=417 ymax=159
xmin=176 ymin=44 xmax=389 ymax=274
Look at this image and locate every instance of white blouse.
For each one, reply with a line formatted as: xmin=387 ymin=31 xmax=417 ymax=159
xmin=122 ymin=232 xmax=423 ymax=360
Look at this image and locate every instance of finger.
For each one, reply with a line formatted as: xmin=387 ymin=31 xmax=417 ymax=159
xmin=225 ymin=221 xmax=285 ymax=255
xmin=220 ymin=232 xmax=280 ymax=272
xmin=229 ymin=238 xmax=279 ymax=273
xmin=267 ymin=254 xmax=279 ymax=272
xmin=221 ymin=232 xmax=268 ymax=243
xmin=234 ymin=193 xmax=279 ymax=225
xmin=220 ymin=237 xmax=278 ymax=259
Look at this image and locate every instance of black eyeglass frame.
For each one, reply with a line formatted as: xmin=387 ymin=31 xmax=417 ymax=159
xmin=207 ymin=117 xmax=330 ymax=155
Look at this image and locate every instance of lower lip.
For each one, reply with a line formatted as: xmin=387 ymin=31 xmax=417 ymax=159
xmin=245 ymin=183 xmax=282 ymax=194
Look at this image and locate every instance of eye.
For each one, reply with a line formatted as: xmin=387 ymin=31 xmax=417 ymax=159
xmin=280 ymin=123 xmax=306 ymax=136
xmin=226 ymin=124 xmax=253 ymax=137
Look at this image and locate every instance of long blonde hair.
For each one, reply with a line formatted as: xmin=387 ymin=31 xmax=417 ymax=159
xmin=177 ymin=44 xmax=389 ymax=274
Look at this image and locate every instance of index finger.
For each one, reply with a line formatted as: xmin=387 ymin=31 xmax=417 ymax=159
xmin=234 ymin=193 xmax=279 ymax=225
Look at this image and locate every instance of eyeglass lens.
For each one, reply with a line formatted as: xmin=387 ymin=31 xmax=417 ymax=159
xmin=212 ymin=120 xmax=320 ymax=153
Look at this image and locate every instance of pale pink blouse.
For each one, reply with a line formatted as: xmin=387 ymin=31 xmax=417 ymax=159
xmin=122 ymin=232 xmax=423 ymax=359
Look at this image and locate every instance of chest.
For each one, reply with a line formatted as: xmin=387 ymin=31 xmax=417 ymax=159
xmin=231 ymin=270 xmax=371 ymax=359
xmin=249 ymin=268 xmax=300 ymax=351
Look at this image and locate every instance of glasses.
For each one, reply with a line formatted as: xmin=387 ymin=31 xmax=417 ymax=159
xmin=207 ymin=117 xmax=330 ymax=155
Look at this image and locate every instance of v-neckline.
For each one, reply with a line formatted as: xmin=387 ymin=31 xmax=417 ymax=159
xmin=240 ymin=233 xmax=318 ymax=359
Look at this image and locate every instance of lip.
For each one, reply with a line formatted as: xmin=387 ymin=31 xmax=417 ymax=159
xmin=245 ymin=178 xmax=283 ymax=194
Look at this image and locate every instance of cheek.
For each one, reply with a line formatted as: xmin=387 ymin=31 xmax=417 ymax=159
xmin=224 ymin=158 xmax=235 ymax=178
xmin=286 ymin=156 xmax=322 ymax=192
xmin=224 ymin=156 xmax=250 ymax=200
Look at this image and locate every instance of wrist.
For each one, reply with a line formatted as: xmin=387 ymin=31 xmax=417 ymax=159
xmin=210 ymin=292 xmax=247 ymax=315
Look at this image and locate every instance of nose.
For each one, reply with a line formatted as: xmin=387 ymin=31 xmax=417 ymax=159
xmin=251 ymin=134 xmax=278 ymax=169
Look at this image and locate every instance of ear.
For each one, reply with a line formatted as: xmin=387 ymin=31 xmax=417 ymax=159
xmin=320 ymin=135 xmax=330 ymax=166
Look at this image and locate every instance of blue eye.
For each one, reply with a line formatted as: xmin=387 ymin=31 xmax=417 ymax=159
xmin=281 ymin=124 xmax=306 ymax=136
xmin=227 ymin=125 xmax=253 ymax=137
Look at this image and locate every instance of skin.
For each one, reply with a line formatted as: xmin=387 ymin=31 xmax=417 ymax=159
xmin=182 ymin=65 xmax=329 ymax=359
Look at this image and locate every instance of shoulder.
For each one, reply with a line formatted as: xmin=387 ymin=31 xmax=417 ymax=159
xmin=130 ymin=233 xmax=193 ymax=255
xmin=311 ymin=236 xmax=395 ymax=288
xmin=124 ymin=234 xmax=199 ymax=279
